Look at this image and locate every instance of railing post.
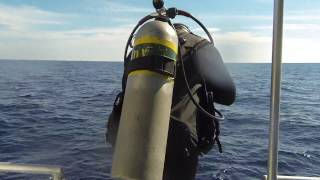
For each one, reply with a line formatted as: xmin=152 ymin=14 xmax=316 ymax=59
xmin=0 ymin=163 xmax=63 ymax=180
xmin=53 ymin=173 xmax=63 ymax=180
xmin=267 ymin=0 xmax=284 ymax=180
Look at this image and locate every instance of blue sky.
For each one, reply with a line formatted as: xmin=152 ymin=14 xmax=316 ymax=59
xmin=0 ymin=0 xmax=319 ymax=62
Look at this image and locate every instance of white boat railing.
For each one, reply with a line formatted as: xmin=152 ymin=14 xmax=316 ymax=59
xmin=267 ymin=0 xmax=320 ymax=180
xmin=267 ymin=0 xmax=284 ymax=179
xmin=0 ymin=162 xmax=64 ymax=180
xmin=264 ymin=175 xmax=320 ymax=180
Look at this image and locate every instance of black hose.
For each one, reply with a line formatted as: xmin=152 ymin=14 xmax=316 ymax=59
xmin=124 ymin=15 xmax=154 ymax=62
xmin=178 ymin=42 xmax=224 ymax=121
xmin=177 ymin=10 xmax=214 ymax=43
xmin=173 ymin=10 xmax=224 ymax=121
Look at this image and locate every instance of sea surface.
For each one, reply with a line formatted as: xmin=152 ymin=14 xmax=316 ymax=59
xmin=0 ymin=60 xmax=319 ymax=180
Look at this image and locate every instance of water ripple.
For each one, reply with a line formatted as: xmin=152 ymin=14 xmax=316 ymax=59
xmin=0 ymin=61 xmax=319 ymax=179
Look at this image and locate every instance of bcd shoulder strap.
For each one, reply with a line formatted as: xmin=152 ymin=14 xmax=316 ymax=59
xmin=177 ymin=31 xmax=209 ymax=60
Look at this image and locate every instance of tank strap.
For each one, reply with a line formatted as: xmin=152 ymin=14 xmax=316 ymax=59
xmin=127 ymin=56 xmax=176 ymax=77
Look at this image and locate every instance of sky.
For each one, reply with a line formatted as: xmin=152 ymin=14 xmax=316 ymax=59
xmin=0 ymin=0 xmax=319 ymax=63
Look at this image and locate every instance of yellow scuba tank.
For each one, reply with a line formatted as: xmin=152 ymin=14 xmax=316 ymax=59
xmin=111 ymin=1 xmax=228 ymax=179
xmin=111 ymin=18 xmax=178 ymax=180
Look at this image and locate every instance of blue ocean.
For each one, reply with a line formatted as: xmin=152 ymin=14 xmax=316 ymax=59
xmin=0 ymin=60 xmax=319 ymax=180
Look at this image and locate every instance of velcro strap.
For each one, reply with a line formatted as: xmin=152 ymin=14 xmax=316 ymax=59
xmin=127 ymin=56 xmax=176 ymax=77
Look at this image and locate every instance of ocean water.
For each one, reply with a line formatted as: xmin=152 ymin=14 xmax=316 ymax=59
xmin=0 ymin=60 xmax=319 ymax=180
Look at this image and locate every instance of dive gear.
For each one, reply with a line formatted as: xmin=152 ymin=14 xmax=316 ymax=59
xmin=110 ymin=1 xmax=236 ymax=179
xmin=111 ymin=18 xmax=178 ymax=180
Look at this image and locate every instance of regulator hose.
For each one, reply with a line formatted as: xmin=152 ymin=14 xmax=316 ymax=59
xmin=174 ymin=9 xmax=224 ymax=121
xmin=124 ymin=15 xmax=154 ymax=61
xmin=177 ymin=42 xmax=224 ymax=121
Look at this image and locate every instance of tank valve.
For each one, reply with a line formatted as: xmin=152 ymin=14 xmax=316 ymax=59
xmin=153 ymin=0 xmax=164 ymax=10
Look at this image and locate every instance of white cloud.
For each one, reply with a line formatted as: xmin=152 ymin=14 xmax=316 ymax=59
xmin=199 ymin=14 xmax=272 ymax=21
xmin=199 ymin=13 xmax=320 ymax=22
xmin=286 ymin=15 xmax=320 ymax=21
xmin=286 ymin=9 xmax=320 ymax=21
xmin=253 ymin=23 xmax=320 ymax=31
xmin=214 ymin=31 xmax=272 ymax=63
xmin=0 ymin=3 xmax=319 ymax=62
xmin=283 ymin=38 xmax=320 ymax=63
xmin=0 ymin=4 xmax=66 ymax=31
xmin=103 ymin=1 xmax=151 ymax=13
xmin=285 ymin=24 xmax=320 ymax=30
xmin=0 ymin=26 xmax=133 ymax=61
xmin=0 ymin=3 xmax=133 ymax=61
xmin=213 ymin=30 xmax=320 ymax=63
xmin=192 ymin=27 xmax=220 ymax=34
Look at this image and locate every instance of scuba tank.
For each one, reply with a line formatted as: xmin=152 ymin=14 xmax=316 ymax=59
xmin=111 ymin=2 xmax=178 ymax=180
xmin=111 ymin=0 xmax=234 ymax=179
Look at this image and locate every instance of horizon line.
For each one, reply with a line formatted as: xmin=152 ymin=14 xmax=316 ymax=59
xmin=0 ymin=59 xmax=320 ymax=64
